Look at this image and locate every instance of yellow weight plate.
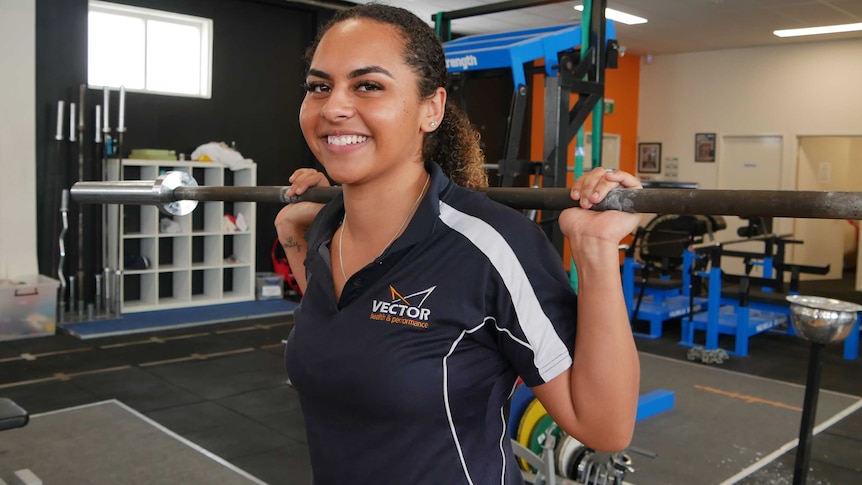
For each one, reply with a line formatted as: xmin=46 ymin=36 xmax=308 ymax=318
xmin=515 ymin=398 xmax=547 ymax=471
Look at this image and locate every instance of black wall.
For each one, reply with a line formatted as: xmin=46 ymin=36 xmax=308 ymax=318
xmin=36 ymin=0 xmax=339 ymax=293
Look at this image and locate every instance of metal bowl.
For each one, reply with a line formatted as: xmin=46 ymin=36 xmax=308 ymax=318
xmin=786 ymin=295 xmax=862 ymax=345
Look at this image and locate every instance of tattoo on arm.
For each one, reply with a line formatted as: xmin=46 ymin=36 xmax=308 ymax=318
xmin=282 ymin=237 xmax=303 ymax=253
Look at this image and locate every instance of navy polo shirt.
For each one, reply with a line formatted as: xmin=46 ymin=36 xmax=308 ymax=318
xmin=285 ymin=161 xmax=578 ymax=484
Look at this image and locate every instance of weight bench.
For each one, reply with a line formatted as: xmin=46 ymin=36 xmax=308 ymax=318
xmin=0 ymin=398 xmax=29 ymax=431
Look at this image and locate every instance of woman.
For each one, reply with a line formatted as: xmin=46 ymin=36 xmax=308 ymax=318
xmin=275 ymin=4 xmax=641 ymax=483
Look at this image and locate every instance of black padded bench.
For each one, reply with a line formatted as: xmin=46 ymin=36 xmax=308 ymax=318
xmin=0 ymin=397 xmax=29 ymax=431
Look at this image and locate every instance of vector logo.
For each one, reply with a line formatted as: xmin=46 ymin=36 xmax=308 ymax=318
xmin=369 ymin=285 xmax=436 ymax=329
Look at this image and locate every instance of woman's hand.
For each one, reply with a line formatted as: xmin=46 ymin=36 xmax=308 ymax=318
xmin=275 ymin=169 xmax=330 ymax=236
xmin=284 ymin=168 xmax=331 ymax=199
xmin=274 ymin=168 xmax=331 ymax=293
xmin=558 ymin=167 xmax=643 ymax=248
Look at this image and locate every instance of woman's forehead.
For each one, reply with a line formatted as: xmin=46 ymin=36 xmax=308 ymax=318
xmin=315 ymin=19 xmax=404 ymax=61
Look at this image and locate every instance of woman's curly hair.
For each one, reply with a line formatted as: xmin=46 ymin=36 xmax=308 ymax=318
xmin=305 ymin=3 xmax=489 ymax=188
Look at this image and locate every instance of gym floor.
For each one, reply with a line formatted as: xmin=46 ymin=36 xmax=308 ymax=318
xmin=1 ymin=276 xmax=861 ymax=485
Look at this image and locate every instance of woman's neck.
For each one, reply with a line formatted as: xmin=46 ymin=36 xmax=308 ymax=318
xmin=340 ymin=166 xmax=429 ymax=241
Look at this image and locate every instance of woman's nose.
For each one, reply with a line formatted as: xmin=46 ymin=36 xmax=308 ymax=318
xmin=320 ymin=88 xmax=354 ymax=122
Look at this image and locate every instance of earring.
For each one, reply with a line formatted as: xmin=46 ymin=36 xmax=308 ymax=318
xmin=429 ymin=121 xmax=437 ymax=127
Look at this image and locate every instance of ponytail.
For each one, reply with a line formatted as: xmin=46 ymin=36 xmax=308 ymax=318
xmin=424 ymin=102 xmax=489 ymax=189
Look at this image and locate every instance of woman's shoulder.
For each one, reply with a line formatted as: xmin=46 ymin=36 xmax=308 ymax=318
xmin=438 ymin=183 xmax=548 ymax=240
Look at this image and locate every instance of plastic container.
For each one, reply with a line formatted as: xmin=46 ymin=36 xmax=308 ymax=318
xmin=0 ymin=275 xmax=58 ymax=341
xmin=255 ymin=272 xmax=283 ymax=300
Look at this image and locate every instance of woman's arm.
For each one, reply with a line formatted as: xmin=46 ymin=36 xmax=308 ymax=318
xmin=532 ymin=167 xmax=642 ymax=452
xmin=274 ymin=169 xmax=330 ymax=294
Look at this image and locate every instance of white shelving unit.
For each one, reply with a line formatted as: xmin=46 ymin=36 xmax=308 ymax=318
xmin=106 ymin=159 xmax=257 ymax=313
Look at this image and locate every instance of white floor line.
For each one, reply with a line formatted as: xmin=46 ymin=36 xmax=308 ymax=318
xmin=30 ymin=399 xmax=269 ymax=485
xmin=719 ymin=397 xmax=862 ymax=484
xmin=30 ymin=399 xmax=113 ymax=417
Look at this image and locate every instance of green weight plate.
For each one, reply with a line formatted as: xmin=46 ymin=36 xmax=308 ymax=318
xmin=516 ymin=398 xmax=547 ymax=471
xmin=528 ymin=414 xmax=561 ymax=472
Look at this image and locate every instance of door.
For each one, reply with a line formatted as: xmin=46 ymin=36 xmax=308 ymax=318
xmin=717 ymin=135 xmax=783 ymax=276
xmin=582 ymin=132 xmax=621 ymax=170
xmin=795 ymin=136 xmax=862 ymax=282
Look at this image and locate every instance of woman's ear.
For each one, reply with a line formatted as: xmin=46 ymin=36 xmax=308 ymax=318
xmin=421 ymin=87 xmax=447 ymax=132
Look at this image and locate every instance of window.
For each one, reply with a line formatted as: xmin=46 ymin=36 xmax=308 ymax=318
xmin=88 ymin=1 xmax=212 ymax=98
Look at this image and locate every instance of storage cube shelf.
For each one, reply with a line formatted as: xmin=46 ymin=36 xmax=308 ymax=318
xmin=106 ymin=159 xmax=257 ymax=313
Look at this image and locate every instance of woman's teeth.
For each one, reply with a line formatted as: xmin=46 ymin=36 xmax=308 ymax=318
xmin=328 ymin=135 xmax=367 ymax=146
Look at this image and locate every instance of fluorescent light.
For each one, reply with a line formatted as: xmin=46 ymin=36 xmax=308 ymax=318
xmin=774 ymin=22 xmax=862 ymax=38
xmin=573 ymin=5 xmax=647 ymax=25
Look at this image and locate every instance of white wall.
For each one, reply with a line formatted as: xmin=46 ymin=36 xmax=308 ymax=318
xmin=638 ymin=38 xmax=862 ymax=271
xmin=0 ymin=0 xmax=38 ymax=280
xmin=638 ymin=38 xmax=862 ymax=189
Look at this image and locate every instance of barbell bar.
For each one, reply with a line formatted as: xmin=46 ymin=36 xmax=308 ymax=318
xmin=69 ymin=171 xmax=862 ymax=220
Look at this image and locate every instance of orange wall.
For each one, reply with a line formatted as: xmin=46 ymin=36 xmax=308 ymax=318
xmin=528 ymin=54 xmax=641 ymax=268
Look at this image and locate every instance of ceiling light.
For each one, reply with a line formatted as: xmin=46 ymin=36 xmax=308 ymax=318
xmin=573 ymin=5 xmax=647 ymax=25
xmin=774 ymin=22 xmax=862 ymax=38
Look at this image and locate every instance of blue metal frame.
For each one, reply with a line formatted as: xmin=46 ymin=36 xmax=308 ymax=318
xmin=679 ymin=247 xmax=859 ymax=360
xmin=622 ymin=250 xmax=707 ymax=339
xmin=443 ymin=22 xmax=616 ymax=89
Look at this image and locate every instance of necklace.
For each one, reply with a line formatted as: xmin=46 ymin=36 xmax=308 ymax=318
xmin=339 ymin=173 xmax=430 ymax=283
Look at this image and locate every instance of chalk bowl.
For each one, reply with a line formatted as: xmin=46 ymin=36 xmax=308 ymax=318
xmin=786 ymin=295 xmax=862 ymax=345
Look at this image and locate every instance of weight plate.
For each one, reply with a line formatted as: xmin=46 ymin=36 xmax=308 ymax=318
xmin=557 ymin=434 xmax=587 ymax=479
xmin=508 ymin=383 xmax=534 ymax=439
xmin=516 ymin=398 xmax=547 ymax=471
xmin=528 ymin=414 xmax=561 ymax=472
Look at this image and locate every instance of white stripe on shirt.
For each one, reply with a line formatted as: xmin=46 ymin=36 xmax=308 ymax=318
xmin=438 ymin=202 xmax=571 ymax=381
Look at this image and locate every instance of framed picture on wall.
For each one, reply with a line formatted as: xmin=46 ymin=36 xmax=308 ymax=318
xmin=638 ymin=143 xmax=661 ymax=173
xmin=695 ymin=133 xmax=716 ymax=162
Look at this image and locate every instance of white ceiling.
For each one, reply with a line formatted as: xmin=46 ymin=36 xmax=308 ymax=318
xmin=349 ymin=0 xmax=862 ymax=55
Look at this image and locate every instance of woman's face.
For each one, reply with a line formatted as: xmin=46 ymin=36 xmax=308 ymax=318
xmin=300 ymin=19 xmax=442 ymax=186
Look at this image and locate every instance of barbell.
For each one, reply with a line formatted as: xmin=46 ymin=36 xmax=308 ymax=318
xmin=69 ymin=171 xmax=862 ymax=220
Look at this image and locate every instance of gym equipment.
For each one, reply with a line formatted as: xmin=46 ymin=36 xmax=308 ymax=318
xmin=529 ymin=414 xmax=562 ymax=466
xmin=74 ymin=84 xmax=87 ymax=318
xmin=1 ymin=399 xmax=45 ymax=485
xmin=57 ymin=190 xmax=69 ymax=320
xmin=0 ymin=398 xmax=28 ymax=431
xmin=70 ymin=171 xmax=862 ymax=220
xmin=623 ymin=214 xmax=726 ymax=338
xmin=438 ymin=0 xmax=613 ymax=259
xmin=680 ymin=236 xmax=848 ymax=360
xmin=786 ymin=295 xmax=862 ymax=485
xmin=682 ymin=244 xmax=790 ymax=358
xmin=510 ymin=380 xmax=671 ymax=485
xmin=508 ymin=383 xmax=536 ymax=439
xmin=517 ymin=398 xmax=549 ymax=470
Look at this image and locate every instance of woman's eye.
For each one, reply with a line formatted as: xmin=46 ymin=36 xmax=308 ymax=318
xmin=356 ymin=81 xmax=383 ymax=92
xmin=303 ymin=82 xmax=330 ymax=94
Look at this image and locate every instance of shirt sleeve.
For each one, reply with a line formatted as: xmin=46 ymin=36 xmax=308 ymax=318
xmin=438 ymin=199 xmax=578 ymax=388
xmin=486 ymin=218 xmax=579 ymax=387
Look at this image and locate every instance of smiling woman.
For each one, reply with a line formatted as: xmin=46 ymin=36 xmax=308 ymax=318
xmin=273 ymin=4 xmax=642 ymax=484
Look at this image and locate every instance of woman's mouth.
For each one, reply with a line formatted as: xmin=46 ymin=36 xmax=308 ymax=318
xmin=327 ymin=135 xmax=368 ymax=146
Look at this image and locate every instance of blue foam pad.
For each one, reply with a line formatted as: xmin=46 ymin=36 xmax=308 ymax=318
xmin=636 ymin=389 xmax=675 ymax=422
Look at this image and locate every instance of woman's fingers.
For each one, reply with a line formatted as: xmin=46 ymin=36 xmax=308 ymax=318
xmin=572 ymin=167 xmax=638 ymax=209
xmin=286 ymin=169 xmax=329 ymax=197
